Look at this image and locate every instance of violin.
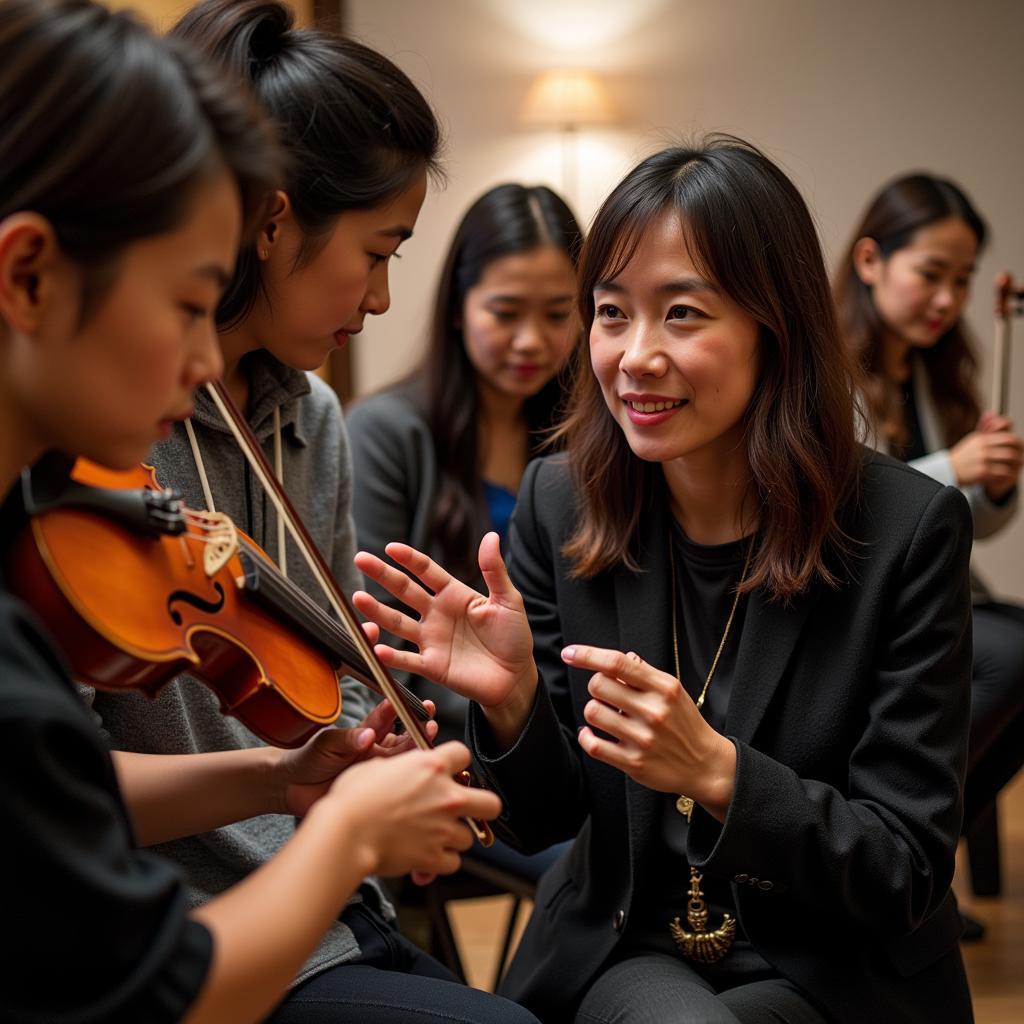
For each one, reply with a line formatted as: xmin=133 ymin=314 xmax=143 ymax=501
xmin=993 ymin=271 xmax=1023 ymax=415
xmin=8 ymin=378 xmax=494 ymax=846
xmin=7 ymin=456 xmax=428 ymax=748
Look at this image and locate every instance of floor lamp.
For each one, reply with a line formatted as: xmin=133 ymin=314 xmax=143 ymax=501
xmin=519 ymin=68 xmax=618 ymax=206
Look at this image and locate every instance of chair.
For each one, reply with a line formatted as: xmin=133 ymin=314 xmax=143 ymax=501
xmin=422 ymin=854 xmax=539 ymax=990
xmin=963 ymin=705 xmax=1024 ymax=897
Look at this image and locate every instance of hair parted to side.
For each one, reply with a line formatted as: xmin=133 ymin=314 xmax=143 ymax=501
xmin=172 ymin=0 xmax=444 ymax=329
xmin=835 ymin=173 xmax=985 ymax=450
xmin=408 ymin=184 xmax=583 ymax=580
xmin=560 ymin=136 xmax=861 ymax=600
xmin=0 ymin=0 xmax=281 ymax=320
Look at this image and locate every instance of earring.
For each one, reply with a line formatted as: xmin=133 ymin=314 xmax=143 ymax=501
xmin=259 ymin=247 xmax=269 ymax=260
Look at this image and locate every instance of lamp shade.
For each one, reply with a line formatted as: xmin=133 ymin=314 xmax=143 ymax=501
xmin=519 ymin=69 xmax=618 ymax=129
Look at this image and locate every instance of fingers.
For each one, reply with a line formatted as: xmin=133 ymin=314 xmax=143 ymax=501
xmin=360 ymin=620 xmax=380 ymax=645
xmin=562 ymin=645 xmax=670 ymax=692
xmin=360 ymin=699 xmax=398 ymax=741
xmin=353 ymin=551 xmax=433 ymax=616
xmin=370 ymin=641 xmax=430 ymax=677
xmin=314 ymin=724 xmax=375 ymax=759
xmin=430 ymin=739 xmax=473 ymax=775
xmin=577 ymin=724 xmax=635 ymax=775
xmin=352 ymin=590 xmax=423 ymax=645
xmin=478 ymin=532 xmax=520 ymax=606
xmin=381 ymin=542 xmax=455 ymax=598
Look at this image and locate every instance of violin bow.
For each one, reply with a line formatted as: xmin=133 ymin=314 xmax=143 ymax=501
xmin=205 ymin=379 xmax=493 ymax=845
xmin=993 ymin=271 xmax=1023 ymax=415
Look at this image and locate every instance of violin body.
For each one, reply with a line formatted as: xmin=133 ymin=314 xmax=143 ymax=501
xmin=8 ymin=461 xmax=341 ymax=748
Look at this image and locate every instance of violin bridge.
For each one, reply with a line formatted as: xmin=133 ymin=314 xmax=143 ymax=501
xmin=202 ymin=512 xmax=239 ymax=576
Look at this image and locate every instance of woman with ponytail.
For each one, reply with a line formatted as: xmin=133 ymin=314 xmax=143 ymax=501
xmin=77 ymin=2 xmax=538 ymax=1021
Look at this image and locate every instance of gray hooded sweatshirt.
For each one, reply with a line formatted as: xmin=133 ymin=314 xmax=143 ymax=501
xmin=80 ymin=351 xmax=386 ymax=985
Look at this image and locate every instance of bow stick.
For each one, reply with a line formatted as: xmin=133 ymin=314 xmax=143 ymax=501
xmin=992 ymin=271 xmax=1023 ymax=415
xmin=205 ymin=379 xmax=493 ymax=845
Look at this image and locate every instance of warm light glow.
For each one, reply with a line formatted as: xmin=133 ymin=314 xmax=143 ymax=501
xmin=520 ymin=69 xmax=618 ymax=129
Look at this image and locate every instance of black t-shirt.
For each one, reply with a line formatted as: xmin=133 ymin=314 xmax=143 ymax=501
xmin=0 ymin=474 xmax=212 ymax=1022
xmin=628 ymin=524 xmax=751 ymax=941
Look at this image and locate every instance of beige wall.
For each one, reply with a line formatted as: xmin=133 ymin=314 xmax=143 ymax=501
xmin=105 ymin=0 xmax=315 ymax=29
xmin=346 ymin=0 xmax=1024 ymax=600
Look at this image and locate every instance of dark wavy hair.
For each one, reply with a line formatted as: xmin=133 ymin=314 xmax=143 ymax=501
xmin=834 ymin=173 xmax=986 ymax=450
xmin=558 ymin=137 xmax=860 ymax=599
xmin=171 ymin=0 xmax=444 ymax=329
xmin=0 ymin=0 xmax=280 ymax=320
xmin=414 ymin=184 xmax=582 ymax=579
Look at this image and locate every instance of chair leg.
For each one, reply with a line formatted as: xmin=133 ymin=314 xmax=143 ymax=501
xmin=425 ymin=887 xmax=468 ymax=983
xmin=492 ymin=896 xmax=523 ymax=992
xmin=966 ymin=799 xmax=1002 ymax=897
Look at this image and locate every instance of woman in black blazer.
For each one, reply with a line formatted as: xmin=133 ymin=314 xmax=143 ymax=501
xmin=354 ymin=138 xmax=974 ymax=1023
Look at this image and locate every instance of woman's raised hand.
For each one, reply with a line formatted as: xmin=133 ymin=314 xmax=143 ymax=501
xmin=353 ymin=532 xmax=537 ymax=711
xmin=950 ymin=412 xmax=1024 ymax=499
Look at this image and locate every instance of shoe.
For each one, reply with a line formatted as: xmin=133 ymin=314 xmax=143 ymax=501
xmin=960 ymin=911 xmax=986 ymax=941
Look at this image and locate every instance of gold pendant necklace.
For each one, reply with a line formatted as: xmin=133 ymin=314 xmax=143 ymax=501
xmin=670 ymin=868 xmax=738 ymax=963
xmin=667 ymin=527 xmax=753 ymax=964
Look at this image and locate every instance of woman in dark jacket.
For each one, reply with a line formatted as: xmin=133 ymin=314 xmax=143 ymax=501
xmin=355 ymin=137 xmax=974 ymax=1024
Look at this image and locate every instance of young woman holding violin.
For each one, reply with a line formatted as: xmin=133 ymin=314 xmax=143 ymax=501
xmin=835 ymin=173 xmax=1024 ymax=936
xmin=77 ymin=3 xmax=538 ymax=1022
xmin=354 ymin=138 xmax=976 ymax=1023
xmin=0 ymin=2 xmax=500 ymax=1023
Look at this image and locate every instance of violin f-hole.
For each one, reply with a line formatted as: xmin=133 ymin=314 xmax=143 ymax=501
xmin=167 ymin=582 xmax=226 ymax=625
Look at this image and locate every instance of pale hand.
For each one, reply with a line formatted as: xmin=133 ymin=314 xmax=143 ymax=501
xmin=563 ymin=644 xmax=737 ymax=823
xmin=352 ymin=532 xmax=536 ymax=710
xmin=319 ymin=741 xmax=502 ymax=880
xmin=950 ymin=412 xmax=1024 ymax=499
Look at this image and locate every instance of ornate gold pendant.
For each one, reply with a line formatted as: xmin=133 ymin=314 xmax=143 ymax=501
xmin=669 ymin=867 xmax=736 ymax=964
xmin=675 ymin=795 xmax=695 ymax=821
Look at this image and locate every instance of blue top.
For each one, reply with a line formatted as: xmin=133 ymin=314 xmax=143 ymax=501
xmin=484 ymin=479 xmax=518 ymax=543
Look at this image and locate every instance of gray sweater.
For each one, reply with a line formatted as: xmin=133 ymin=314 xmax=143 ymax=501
xmin=81 ymin=352 xmax=384 ymax=985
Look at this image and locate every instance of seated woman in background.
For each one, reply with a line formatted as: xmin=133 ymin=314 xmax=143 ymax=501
xmin=835 ymin=174 xmax=1024 ymax=908
xmin=354 ymin=137 xmax=975 ymax=1024
xmin=347 ymin=183 xmax=581 ymax=742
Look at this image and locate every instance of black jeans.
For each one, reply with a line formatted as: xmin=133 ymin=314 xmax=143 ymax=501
xmin=265 ymin=903 xmax=538 ymax=1024
xmin=964 ymin=601 xmax=1024 ymax=830
xmin=575 ymin=943 xmax=827 ymax=1024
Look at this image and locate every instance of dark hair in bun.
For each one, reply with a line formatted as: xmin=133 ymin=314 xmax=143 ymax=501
xmin=172 ymin=0 xmax=443 ymax=327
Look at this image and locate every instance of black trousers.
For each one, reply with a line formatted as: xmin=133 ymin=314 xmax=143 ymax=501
xmin=265 ymin=903 xmax=538 ymax=1024
xmin=964 ymin=601 xmax=1024 ymax=829
xmin=576 ymin=939 xmax=826 ymax=1024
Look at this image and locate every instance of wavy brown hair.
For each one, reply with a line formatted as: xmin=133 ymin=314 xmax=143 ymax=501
xmin=835 ymin=173 xmax=985 ymax=450
xmin=558 ymin=137 xmax=860 ymax=600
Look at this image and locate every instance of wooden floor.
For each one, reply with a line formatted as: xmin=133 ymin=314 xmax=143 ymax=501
xmin=449 ymin=771 xmax=1024 ymax=1022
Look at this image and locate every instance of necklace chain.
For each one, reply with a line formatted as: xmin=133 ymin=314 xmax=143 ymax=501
xmin=669 ymin=528 xmax=754 ymax=822
xmin=669 ymin=531 xmax=754 ymax=710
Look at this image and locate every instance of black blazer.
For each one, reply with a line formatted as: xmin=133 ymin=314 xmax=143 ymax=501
xmin=469 ymin=450 xmax=974 ymax=1023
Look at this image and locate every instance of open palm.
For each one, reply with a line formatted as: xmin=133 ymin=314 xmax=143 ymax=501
xmin=353 ymin=533 xmax=536 ymax=709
